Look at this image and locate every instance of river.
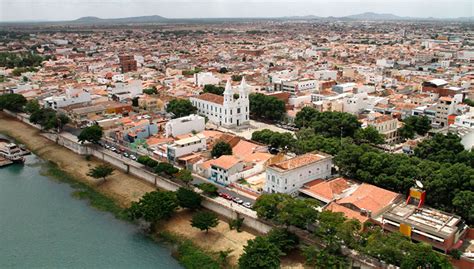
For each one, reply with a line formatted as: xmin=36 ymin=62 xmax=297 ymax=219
xmin=0 ymin=155 xmax=182 ymax=269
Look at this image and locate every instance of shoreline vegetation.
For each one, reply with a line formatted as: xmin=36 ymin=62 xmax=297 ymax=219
xmin=42 ymin=161 xmax=223 ymax=269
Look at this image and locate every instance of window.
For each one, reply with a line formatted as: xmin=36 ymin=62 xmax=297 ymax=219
xmin=237 ymin=108 xmax=241 ymax=113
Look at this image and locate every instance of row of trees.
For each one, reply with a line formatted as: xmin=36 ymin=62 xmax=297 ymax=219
xmin=201 ymin=84 xmax=225 ymax=96
xmin=249 ymin=93 xmax=286 ymax=122
xmin=127 ymin=187 xmax=220 ymax=233
xmin=25 ymin=100 xmax=70 ymax=131
xmin=0 ymin=52 xmax=46 ymax=69
xmin=295 ymin=107 xmax=362 ymax=137
xmin=249 ymin=193 xmax=451 ymax=268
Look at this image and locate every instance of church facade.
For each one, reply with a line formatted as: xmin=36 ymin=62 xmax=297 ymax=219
xmin=190 ymin=78 xmax=250 ymax=128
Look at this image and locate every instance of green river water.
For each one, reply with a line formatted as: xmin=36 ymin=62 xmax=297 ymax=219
xmin=0 ymin=155 xmax=182 ymax=269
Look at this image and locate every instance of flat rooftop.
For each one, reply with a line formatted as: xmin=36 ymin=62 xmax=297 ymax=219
xmin=383 ymin=202 xmax=463 ymax=238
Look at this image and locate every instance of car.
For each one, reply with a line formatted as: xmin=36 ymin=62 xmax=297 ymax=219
xmin=219 ymin=192 xmax=233 ymax=200
xmin=233 ymin=197 xmax=244 ymax=204
xmin=123 ymin=152 xmax=129 ymax=158
xmin=129 ymin=155 xmax=137 ymax=161
xmin=243 ymin=202 xmax=252 ymax=208
xmin=104 ymin=144 xmax=110 ymax=149
xmin=110 ymin=147 xmax=117 ymax=152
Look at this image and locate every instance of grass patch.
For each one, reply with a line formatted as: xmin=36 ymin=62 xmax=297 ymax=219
xmin=157 ymin=231 xmax=224 ymax=269
xmin=42 ymin=161 xmax=129 ymax=220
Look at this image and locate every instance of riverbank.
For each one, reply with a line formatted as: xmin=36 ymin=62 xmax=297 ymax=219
xmin=0 ymin=112 xmax=275 ymax=267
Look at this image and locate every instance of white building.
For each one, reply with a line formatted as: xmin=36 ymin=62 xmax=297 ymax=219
xmin=108 ymin=80 xmax=143 ymax=99
xmin=264 ymin=152 xmax=333 ymax=196
xmin=210 ymin=155 xmax=245 ymax=185
xmin=165 ymin=114 xmax=205 ymax=138
xmin=332 ymin=83 xmax=356 ymax=94
xmin=166 ymin=134 xmax=207 ymax=161
xmin=281 ymin=79 xmax=317 ymax=94
xmin=44 ymin=88 xmax=92 ymax=110
xmin=454 ymin=109 xmax=474 ymax=129
xmin=190 ymin=78 xmax=250 ymax=128
xmin=194 ymin=72 xmax=220 ymax=87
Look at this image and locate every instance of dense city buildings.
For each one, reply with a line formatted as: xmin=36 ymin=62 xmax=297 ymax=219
xmin=1 ymin=16 xmax=474 ymax=268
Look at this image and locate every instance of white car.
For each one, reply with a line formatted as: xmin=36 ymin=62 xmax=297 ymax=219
xmin=243 ymin=202 xmax=252 ymax=209
xmin=130 ymin=155 xmax=137 ymax=161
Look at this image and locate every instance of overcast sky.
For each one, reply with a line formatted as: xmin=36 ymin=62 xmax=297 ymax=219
xmin=1 ymin=0 xmax=472 ymax=22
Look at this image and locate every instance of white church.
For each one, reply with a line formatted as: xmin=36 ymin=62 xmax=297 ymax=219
xmin=190 ymin=78 xmax=250 ymax=128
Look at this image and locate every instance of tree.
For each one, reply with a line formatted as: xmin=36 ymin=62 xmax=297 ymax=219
xmin=452 ymin=191 xmax=474 ymax=223
xmin=128 ymin=191 xmax=178 ymax=222
xmin=218 ymin=67 xmax=228 ymax=74
xmin=0 ymin=93 xmax=27 ymax=112
xmin=77 ymin=125 xmax=103 ymax=144
xmin=354 ymin=126 xmax=385 ymax=145
xmin=295 ymin=106 xmax=319 ymax=128
xmin=464 ymin=98 xmax=474 ymax=107
xmin=249 ymin=93 xmax=286 ymax=122
xmin=277 ymin=198 xmax=319 ymax=229
xmin=87 ymin=164 xmax=114 ymax=181
xmin=143 ymin=87 xmax=157 ymax=95
xmin=197 ymin=183 xmax=218 ymax=196
xmin=57 ymin=113 xmax=70 ymax=131
xmin=202 ymin=84 xmax=225 ymax=96
xmin=176 ymin=169 xmax=193 ymax=185
xmin=211 ymin=141 xmax=232 ymax=158
xmin=132 ymin=97 xmax=139 ymax=107
xmin=398 ymin=123 xmax=416 ymax=140
xmin=166 ymin=98 xmax=197 ymax=118
xmin=154 ymin=162 xmax=179 ymax=176
xmin=414 ymin=133 xmax=465 ymax=163
xmin=238 ymin=236 xmax=281 ymax=269
xmin=403 ymin=116 xmax=431 ymax=136
xmin=176 ymin=187 xmax=202 ymax=210
xmin=231 ymin=74 xmax=243 ymax=81
xmin=266 ymin=228 xmax=299 ymax=255
xmin=29 ymin=108 xmax=64 ymax=131
xmin=303 ymin=246 xmax=347 ymax=269
xmin=24 ymin=99 xmax=40 ymax=114
xmin=191 ymin=211 xmax=219 ymax=233
xmin=294 ymin=107 xmax=361 ymax=138
xmin=253 ymin=193 xmax=292 ymax=220
xmin=252 ymin=129 xmax=295 ymax=149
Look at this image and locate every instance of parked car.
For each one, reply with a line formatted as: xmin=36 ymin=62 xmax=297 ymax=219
xmin=130 ymin=155 xmax=137 ymax=161
xmin=123 ymin=152 xmax=129 ymax=158
xmin=219 ymin=192 xmax=233 ymax=200
xmin=104 ymin=144 xmax=110 ymax=149
xmin=110 ymin=147 xmax=117 ymax=152
xmin=243 ymin=202 xmax=252 ymax=208
xmin=233 ymin=197 xmax=244 ymax=204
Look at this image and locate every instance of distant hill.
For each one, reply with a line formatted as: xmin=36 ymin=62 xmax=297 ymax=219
xmin=344 ymin=12 xmax=407 ymax=21
xmin=71 ymin=15 xmax=169 ymax=24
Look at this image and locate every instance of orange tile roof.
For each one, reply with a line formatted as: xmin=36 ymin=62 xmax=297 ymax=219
xmin=211 ymin=155 xmax=240 ymax=170
xmin=270 ymin=153 xmax=328 ymax=171
xmin=302 ymin=177 xmax=355 ymax=202
xmin=325 ymin=202 xmax=368 ymax=223
xmin=242 ymin=152 xmax=273 ymax=163
xmin=336 ymin=183 xmax=399 ymax=215
xmin=232 ymin=140 xmax=261 ymax=158
xmin=194 ymin=93 xmax=224 ymax=105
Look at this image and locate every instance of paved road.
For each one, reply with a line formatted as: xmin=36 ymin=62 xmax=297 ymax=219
xmin=98 ymin=143 xmax=257 ymax=208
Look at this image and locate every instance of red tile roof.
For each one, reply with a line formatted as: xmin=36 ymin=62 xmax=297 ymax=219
xmin=194 ymin=93 xmax=224 ymax=105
